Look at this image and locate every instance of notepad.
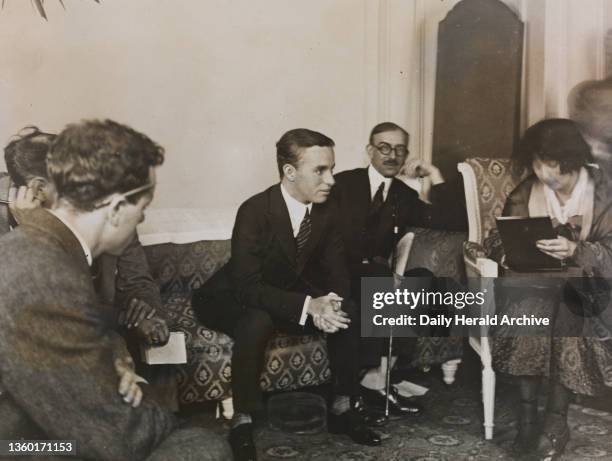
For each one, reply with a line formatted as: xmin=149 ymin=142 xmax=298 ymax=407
xmin=141 ymin=332 xmax=187 ymax=365
xmin=496 ymin=216 xmax=563 ymax=271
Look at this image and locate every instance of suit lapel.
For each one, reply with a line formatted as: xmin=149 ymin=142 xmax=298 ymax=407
xmin=269 ymin=185 xmax=297 ymax=265
xmin=356 ymin=168 xmax=372 ymax=216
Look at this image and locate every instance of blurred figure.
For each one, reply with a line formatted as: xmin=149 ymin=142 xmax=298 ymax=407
xmin=569 ymin=76 xmax=612 ymax=173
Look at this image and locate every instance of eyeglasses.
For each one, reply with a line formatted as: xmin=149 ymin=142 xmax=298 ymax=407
xmin=93 ymin=182 xmax=155 ymax=210
xmin=373 ymin=142 xmax=409 ymax=158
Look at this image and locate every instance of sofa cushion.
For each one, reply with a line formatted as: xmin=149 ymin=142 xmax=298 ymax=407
xmin=162 ymin=293 xmax=330 ymax=404
xmin=145 ymin=240 xmax=231 ymax=296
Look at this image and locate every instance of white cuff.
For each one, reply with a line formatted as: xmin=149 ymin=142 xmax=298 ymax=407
xmin=299 ymin=295 xmax=311 ymax=326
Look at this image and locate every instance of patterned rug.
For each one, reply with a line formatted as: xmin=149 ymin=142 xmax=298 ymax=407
xmin=186 ymin=365 xmax=612 ymax=460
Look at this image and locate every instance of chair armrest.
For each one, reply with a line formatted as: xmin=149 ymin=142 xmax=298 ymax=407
xmin=406 ymin=227 xmax=467 ymax=280
xmin=463 ymin=241 xmax=498 ymax=278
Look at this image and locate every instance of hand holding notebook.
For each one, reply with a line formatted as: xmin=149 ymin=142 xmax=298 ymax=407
xmin=496 ymin=216 xmax=563 ymax=271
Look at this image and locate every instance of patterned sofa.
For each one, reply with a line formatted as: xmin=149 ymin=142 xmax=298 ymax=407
xmin=142 ymin=227 xmax=467 ymax=406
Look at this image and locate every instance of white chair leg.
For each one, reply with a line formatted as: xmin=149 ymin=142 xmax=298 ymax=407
xmin=441 ymin=358 xmax=461 ymax=385
xmin=482 ymin=364 xmax=495 ymax=440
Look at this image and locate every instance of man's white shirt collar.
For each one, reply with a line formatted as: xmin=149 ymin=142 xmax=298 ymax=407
xmin=368 ymin=165 xmax=392 ymax=201
xmin=280 ymin=184 xmax=312 ymax=238
xmin=48 ymin=209 xmax=93 ymax=266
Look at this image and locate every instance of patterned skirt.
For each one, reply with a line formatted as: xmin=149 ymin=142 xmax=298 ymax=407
xmin=492 ymin=281 xmax=612 ymax=396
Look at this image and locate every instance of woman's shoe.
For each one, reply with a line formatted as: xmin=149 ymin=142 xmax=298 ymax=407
xmin=512 ymin=401 xmax=538 ymax=454
xmin=536 ymin=417 xmax=569 ymax=461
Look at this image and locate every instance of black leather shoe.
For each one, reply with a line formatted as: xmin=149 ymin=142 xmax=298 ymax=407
xmin=362 ymin=409 xmax=388 ymax=428
xmin=229 ymin=423 xmax=257 ymax=461
xmin=328 ymin=398 xmax=382 ymax=446
xmin=351 ymin=395 xmax=388 ymax=427
xmin=360 ymin=385 xmax=423 ymax=416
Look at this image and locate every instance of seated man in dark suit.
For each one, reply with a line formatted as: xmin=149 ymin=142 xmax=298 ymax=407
xmin=192 ymin=128 xmax=381 ymax=461
xmin=332 ymin=122 xmax=467 ymax=415
xmin=0 ymin=119 xmax=230 ymax=460
xmin=1 ymin=127 xmax=176 ymax=408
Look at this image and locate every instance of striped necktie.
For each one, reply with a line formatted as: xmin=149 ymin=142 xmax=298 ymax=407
xmin=296 ymin=208 xmax=311 ymax=257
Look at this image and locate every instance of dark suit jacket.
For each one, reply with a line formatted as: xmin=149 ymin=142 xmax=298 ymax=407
xmin=0 ymin=209 xmax=177 ymax=460
xmin=0 ymin=176 xmax=164 ymax=325
xmin=94 ymin=237 xmax=164 ymax=322
xmin=194 ymin=184 xmax=350 ymax=325
xmin=332 ymin=168 xmax=467 ymax=269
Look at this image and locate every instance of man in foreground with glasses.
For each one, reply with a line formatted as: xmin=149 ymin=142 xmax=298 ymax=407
xmin=332 ymin=121 xmax=467 ymax=416
xmin=0 ymin=126 xmax=177 ymax=411
xmin=0 ymin=119 xmax=230 ymax=460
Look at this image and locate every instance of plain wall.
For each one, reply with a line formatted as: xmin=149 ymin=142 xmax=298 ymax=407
xmin=1 ymin=0 xmax=610 ymax=213
xmin=0 ymin=0 xmax=374 ymax=211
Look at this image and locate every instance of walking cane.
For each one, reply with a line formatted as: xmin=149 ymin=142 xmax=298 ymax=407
xmin=384 ymin=328 xmax=393 ymax=418
xmin=384 ymin=198 xmax=400 ymax=418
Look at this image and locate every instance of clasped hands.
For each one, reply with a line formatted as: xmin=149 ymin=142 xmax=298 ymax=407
xmin=118 ymin=298 xmax=170 ymax=346
xmin=307 ymin=292 xmax=350 ymax=334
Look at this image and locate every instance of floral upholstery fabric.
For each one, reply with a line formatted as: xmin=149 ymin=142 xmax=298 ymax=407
xmin=144 ymin=240 xmax=331 ymax=404
xmin=406 ymin=227 xmax=467 ymax=281
xmin=463 ymin=158 xmax=524 ymax=241
xmin=463 ymin=158 xmax=527 ymax=260
xmin=144 ymin=230 xmax=468 ymax=403
xmin=405 ymin=227 xmax=467 ymax=366
xmin=463 ymin=241 xmax=487 ymax=266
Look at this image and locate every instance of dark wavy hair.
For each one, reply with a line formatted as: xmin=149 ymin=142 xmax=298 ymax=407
xmin=4 ymin=126 xmax=56 ymax=186
xmin=513 ymin=118 xmax=593 ymax=176
xmin=369 ymin=122 xmax=409 ymax=145
xmin=48 ymin=119 xmax=164 ymax=211
xmin=276 ymin=128 xmax=335 ymax=178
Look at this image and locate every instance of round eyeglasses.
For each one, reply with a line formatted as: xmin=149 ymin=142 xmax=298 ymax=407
xmin=374 ymin=142 xmax=409 ymax=158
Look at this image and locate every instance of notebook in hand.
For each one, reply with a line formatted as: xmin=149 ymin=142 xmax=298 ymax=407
xmin=140 ymin=331 xmax=187 ymax=365
xmin=496 ymin=216 xmax=563 ymax=272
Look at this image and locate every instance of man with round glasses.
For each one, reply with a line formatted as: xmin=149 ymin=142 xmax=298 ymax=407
xmin=331 ymin=121 xmax=467 ymax=416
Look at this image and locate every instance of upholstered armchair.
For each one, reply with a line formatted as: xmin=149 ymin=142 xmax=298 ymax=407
xmin=404 ymin=226 xmax=467 ymax=381
xmin=456 ymin=157 xmax=525 ymax=439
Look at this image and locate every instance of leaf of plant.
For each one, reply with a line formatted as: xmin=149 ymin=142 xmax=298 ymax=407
xmin=33 ymin=0 xmax=47 ymax=20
